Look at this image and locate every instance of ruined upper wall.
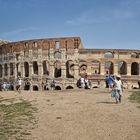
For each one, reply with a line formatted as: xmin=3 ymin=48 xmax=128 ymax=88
xmin=79 ymin=48 xmax=140 ymax=61
xmin=0 ymin=37 xmax=83 ymax=54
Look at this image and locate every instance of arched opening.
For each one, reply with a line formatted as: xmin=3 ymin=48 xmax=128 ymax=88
xmin=4 ymin=64 xmax=8 ymax=76
xmin=91 ymin=60 xmax=100 ymax=75
xmin=66 ymin=60 xmax=74 ymax=78
xmin=16 ymin=63 xmax=21 ymax=77
xmin=54 ymin=51 xmax=61 ymax=59
xmin=93 ymin=86 xmax=98 ymax=88
xmin=54 ymin=60 xmax=61 ymax=78
xmin=0 ymin=65 xmax=2 ymax=77
xmin=131 ymin=52 xmax=139 ymax=58
xmin=66 ymin=86 xmax=74 ymax=89
xmin=79 ymin=63 xmax=87 ymax=76
xmin=10 ymin=63 xmax=14 ymax=76
xmin=104 ymin=52 xmax=114 ymax=58
xmin=9 ymin=85 xmax=14 ymax=91
xmin=33 ymin=85 xmax=38 ymax=91
xmin=118 ymin=61 xmax=127 ymax=75
xmin=131 ymin=62 xmax=139 ymax=75
xmin=33 ymin=61 xmax=38 ymax=75
xmin=55 ymin=86 xmax=61 ymax=90
xmin=43 ymin=61 xmax=49 ymax=75
xmin=105 ymin=61 xmax=114 ymax=74
xmin=24 ymin=62 xmax=29 ymax=77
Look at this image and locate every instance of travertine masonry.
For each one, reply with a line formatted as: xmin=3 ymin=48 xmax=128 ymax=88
xmin=0 ymin=37 xmax=140 ymax=90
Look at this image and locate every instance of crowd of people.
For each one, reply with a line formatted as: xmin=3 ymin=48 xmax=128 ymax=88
xmin=0 ymin=74 xmax=140 ymax=104
xmin=77 ymin=75 xmax=92 ymax=89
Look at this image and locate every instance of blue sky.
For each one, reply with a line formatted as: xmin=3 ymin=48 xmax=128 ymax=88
xmin=0 ymin=0 xmax=140 ymax=49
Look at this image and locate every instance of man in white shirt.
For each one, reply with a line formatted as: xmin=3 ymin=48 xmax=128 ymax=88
xmin=114 ymin=75 xmax=123 ymax=104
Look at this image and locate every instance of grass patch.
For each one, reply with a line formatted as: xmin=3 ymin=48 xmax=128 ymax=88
xmin=0 ymin=98 xmax=38 ymax=140
xmin=129 ymin=91 xmax=140 ymax=107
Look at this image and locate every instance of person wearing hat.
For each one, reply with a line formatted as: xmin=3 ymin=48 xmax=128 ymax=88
xmin=113 ymin=75 xmax=123 ymax=104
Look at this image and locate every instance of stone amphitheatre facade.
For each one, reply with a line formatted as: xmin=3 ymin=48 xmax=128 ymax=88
xmin=0 ymin=37 xmax=140 ymax=91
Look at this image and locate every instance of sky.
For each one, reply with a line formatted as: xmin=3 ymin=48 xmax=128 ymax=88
xmin=0 ymin=0 xmax=140 ymax=50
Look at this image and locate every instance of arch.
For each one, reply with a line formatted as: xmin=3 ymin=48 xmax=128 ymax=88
xmin=118 ymin=61 xmax=127 ymax=75
xmin=24 ymin=42 xmax=29 ymax=49
xmin=0 ymin=65 xmax=2 ymax=77
xmin=4 ymin=64 xmax=8 ymax=76
xmin=33 ymin=61 xmax=38 ymax=75
xmin=24 ymin=62 xmax=29 ymax=77
xmin=54 ymin=60 xmax=61 ymax=78
xmin=66 ymin=85 xmax=74 ymax=89
xmin=131 ymin=52 xmax=139 ymax=58
xmin=104 ymin=52 xmax=114 ymax=58
xmin=16 ymin=63 xmax=21 ymax=77
xmin=33 ymin=85 xmax=38 ymax=91
xmin=10 ymin=63 xmax=14 ymax=76
xmin=79 ymin=63 xmax=87 ymax=76
xmin=66 ymin=60 xmax=74 ymax=78
xmin=91 ymin=60 xmax=100 ymax=75
xmin=54 ymin=51 xmax=61 ymax=59
xmin=43 ymin=60 xmax=49 ymax=75
xmin=105 ymin=61 xmax=114 ymax=74
xmin=131 ymin=62 xmax=139 ymax=75
xmin=9 ymin=85 xmax=14 ymax=91
xmin=55 ymin=86 xmax=61 ymax=90
xmin=33 ymin=42 xmax=38 ymax=47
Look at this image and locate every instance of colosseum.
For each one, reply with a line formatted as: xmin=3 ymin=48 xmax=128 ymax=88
xmin=0 ymin=37 xmax=140 ymax=91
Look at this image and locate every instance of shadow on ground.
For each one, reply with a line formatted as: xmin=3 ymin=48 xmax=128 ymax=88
xmin=96 ymin=101 xmax=116 ymax=104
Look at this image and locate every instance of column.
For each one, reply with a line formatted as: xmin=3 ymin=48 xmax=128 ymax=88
xmin=20 ymin=63 xmax=24 ymax=78
xmin=38 ymin=63 xmax=43 ymax=91
xmin=14 ymin=64 xmax=17 ymax=79
xmin=74 ymin=62 xmax=79 ymax=79
xmin=100 ymin=62 xmax=105 ymax=75
xmin=127 ymin=63 xmax=131 ymax=76
xmin=114 ymin=63 xmax=118 ymax=75
xmin=49 ymin=61 xmax=54 ymax=78
xmin=38 ymin=63 xmax=43 ymax=76
xmin=29 ymin=63 xmax=33 ymax=77
xmin=29 ymin=63 xmax=33 ymax=92
xmin=61 ymin=48 xmax=66 ymax=60
xmin=61 ymin=62 xmax=66 ymax=78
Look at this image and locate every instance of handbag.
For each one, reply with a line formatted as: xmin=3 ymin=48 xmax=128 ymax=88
xmin=111 ymin=91 xmax=116 ymax=97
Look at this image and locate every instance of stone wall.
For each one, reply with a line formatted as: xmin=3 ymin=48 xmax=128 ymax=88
xmin=0 ymin=37 xmax=140 ymax=91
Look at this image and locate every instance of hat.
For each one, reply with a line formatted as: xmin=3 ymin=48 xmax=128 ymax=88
xmin=116 ymin=75 xmax=121 ymax=78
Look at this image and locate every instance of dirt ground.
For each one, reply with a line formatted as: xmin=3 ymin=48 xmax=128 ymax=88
xmin=0 ymin=88 xmax=140 ymax=140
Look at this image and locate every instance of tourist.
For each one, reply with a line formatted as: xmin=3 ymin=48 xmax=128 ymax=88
xmin=106 ymin=75 xmax=114 ymax=91
xmin=17 ymin=78 xmax=22 ymax=93
xmin=105 ymin=76 xmax=109 ymax=88
xmin=45 ymin=79 xmax=49 ymax=90
xmin=80 ymin=77 xmax=85 ymax=88
xmin=25 ymin=79 xmax=30 ymax=91
xmin=84 ymin=75 xmax=90 ymax=89
xmin=76 ymin=78 xmax=81 ymax=88
xmin=138 ymin=79 xmax=140 ymax=89
xmin=113 ymin=75 xmax=123 ymax=104
xmin=51 ymin=79 xmax=56 ymax=90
